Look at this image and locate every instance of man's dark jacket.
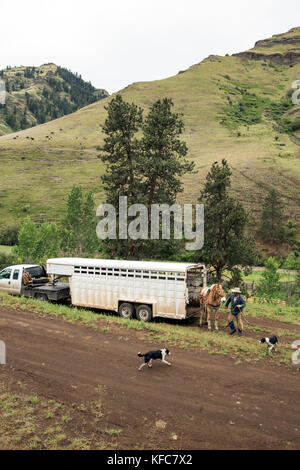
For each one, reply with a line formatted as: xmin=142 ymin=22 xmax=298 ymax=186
xmin=225 ymin=294 xmax=246 ymax=315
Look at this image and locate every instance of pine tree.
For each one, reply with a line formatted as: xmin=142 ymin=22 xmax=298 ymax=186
xmin=98 ymin=95 xmax=143 ymax=258
xmin=99 ymin=94 xmax=143 ymax=206
xmin=99 ymin=95 xmax=194 ymax=259
xmin=137 ymin=98 xmax=194 ymax=258
xmin=20 ymin=109 xmax=28 ymax=129
xmin=81 ymin=191 xmax=98 ymax=256
xmin=61 ymin=186 xmax=83 ymax=255
xmin=141 ymin=98 xmax=194 ymax=206
xmin=257 ymin=257 xmax=281 ymax=298
xmin=258 ymin=189 xmax=285 ymax=243
xmin=198 ymin=159 xmax=256 ymax=281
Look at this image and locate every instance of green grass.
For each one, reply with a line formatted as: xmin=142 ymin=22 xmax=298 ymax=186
xmin=243 ymin=300 xmax=300 ymax=325
xmin=242 ymin=269 xmax=297 ymax=283
xmin=104 ymin=429 xmax=122 ymax=436
xmin=0 ymin=376 xmax=119 ymax=450
xmin=0 ymin=245 xmax=14 ymax=255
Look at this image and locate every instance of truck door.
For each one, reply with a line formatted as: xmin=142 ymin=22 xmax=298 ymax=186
xmin=10 ymin=268 xmax=21 ymax=295
xmin=0 ymin=268 xmax=12 ymax=292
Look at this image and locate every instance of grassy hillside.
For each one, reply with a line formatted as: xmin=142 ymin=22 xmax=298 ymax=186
xmin=1 ymin=28 xmax=300 ymax=231
xmin=0 ymin=63 xmax=108 ymax=135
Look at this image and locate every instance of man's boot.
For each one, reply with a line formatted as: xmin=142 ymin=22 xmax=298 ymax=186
xmin=229 ymin=320 xmax=236 ymax=335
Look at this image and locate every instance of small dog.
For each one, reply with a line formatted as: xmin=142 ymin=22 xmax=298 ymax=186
xmin=259 ymin=335 xmax=278 ymax=354
xmin=138 ymin=349 xmax=171 ymax=371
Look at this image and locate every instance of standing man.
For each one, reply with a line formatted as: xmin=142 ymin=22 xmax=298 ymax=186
xmin=225 ymin=287 xmax=246 ymax=336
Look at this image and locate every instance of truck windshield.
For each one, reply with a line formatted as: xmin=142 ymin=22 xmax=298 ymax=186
xmin=26 ymin=266 xmax=46 ymax=278
xmin=0 ymin=269 xmax=12 ymax=279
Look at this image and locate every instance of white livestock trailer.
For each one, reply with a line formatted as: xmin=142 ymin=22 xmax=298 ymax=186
xmin=46 ymin=258 xmax=206 ymax=322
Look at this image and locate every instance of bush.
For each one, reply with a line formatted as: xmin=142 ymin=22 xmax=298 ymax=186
xmin=0 ymin=252 xmax=17 ymax=271
xmin=0 ymin=225 xmax=19 ymax=246
xmin=15 ymin=217 xmax=61 ymax=264
xmin=257 ymin=257 xmax=281 ymax=299
xmin=283 ymin=251 xmax=300 ymax=270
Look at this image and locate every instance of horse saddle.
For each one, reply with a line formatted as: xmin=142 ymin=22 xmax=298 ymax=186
xmin=200 ymin=287 xmax=210 ymax=301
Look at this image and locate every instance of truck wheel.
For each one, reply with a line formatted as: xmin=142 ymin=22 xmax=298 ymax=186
xmin=136 ymin=304 xmax=152 ymax=322
xmin=118 ymin=302 xmax=134 ymax=319
xmin=35 ymin=293 xmax=47 ymax=302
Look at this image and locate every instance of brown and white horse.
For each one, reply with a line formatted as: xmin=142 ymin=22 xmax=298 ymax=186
xmin=199 ymin=283 xmax=226 ymax=331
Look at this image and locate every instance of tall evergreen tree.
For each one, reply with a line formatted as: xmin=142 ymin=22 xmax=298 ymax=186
xmin=99 ymin=95 xmax=194 ymax=259
xmin=257 ymin=257 xmax=281 ymax=298
xmin=98 ymin=95 xmax=143 ymax=258
xmin=100 ymin=94 xmax=143 ymax=206
xmin=141 ymin=98 xmax=194 ymax=206
xmin=258 ymin=189 xmax=285 ymax=243
xmin=138 ymin=98 xmax=194 ymax=258
xmin=82 ymin=191 xmax=98 ymax=256
xmin=198 ymin=159 xmax=256 ymax=281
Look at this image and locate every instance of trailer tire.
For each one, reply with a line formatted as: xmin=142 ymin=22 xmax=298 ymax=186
xmin=136 ymin=304 xmax=152 ymax=322
xmin=35 ymin=293 xmax=48 ymax=302
xmin=118 ymin=302 xmax=134 ymax=319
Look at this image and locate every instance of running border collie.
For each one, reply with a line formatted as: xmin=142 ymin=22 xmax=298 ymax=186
xmin=259 ymin=335 xmax=278 ymax=354
xmin=137 ymin=349 xmax=171 ymax=371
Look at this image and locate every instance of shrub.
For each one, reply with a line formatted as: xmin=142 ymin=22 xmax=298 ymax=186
xmin=257 ymin=257 xmax=281 ymax=299
xmin=0 ymin=252 xmax=17 ymax=271
xmin=283 ymin=251 xmax=300 ymax=270
xmin=0 ymin=225 xmax=19 ymax=246
xmin=15 ymin=217 xmax=61 ymax=264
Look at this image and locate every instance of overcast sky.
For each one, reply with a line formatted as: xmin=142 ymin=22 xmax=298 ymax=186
xmin=1 ymin=0 xmax=299 ymax=94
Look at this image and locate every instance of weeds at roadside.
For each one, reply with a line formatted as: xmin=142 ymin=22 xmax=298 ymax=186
xmin=104 ymin=428 xmax=122 ymax=436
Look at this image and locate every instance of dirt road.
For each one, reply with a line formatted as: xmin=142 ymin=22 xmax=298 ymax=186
xmin=0 ymin=306 xmax=299 ymax=449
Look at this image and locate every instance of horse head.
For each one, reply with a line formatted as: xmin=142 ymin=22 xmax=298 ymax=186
xmin=212 ymin=282 xmax=226 ymax=303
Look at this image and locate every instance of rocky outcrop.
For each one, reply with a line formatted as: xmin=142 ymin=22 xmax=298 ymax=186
xmin=234 ymin=27 xmax=300 ymax=65
xmin=235 ymin=50 xmax=300 ymax=65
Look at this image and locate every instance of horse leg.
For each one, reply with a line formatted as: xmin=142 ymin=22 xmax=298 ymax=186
xmin=199 ymin=304 xmax=203 ymax=326
xmin=215 ymin=307 xmax=220 ymax=331
xmin=203 ymin=305 xmax=208 ymax=324
xmin=207 ymin=306 xmax=212 ymax=331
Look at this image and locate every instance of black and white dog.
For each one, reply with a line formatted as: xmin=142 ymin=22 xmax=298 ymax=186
xmin=137 ymin=349 xmax=171 ymax=371
xmin=259 ymin=335 xmax=278 ymax=354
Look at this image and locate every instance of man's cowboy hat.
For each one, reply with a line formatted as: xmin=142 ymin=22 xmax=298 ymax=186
xmin=231 ymin=287 xmax=241 ymax=293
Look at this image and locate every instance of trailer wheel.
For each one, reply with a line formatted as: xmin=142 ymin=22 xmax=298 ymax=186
xmin=136 ymin=304 xmax=152 ymax=322
xmin=118 ymin=302 xmax=134 ymax=319
xmin=35 ymin=293 xmax=47 ymax=302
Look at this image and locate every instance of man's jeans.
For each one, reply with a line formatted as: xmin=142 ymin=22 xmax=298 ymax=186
xmin=228 ymin=312 xmax=243 ymax=332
